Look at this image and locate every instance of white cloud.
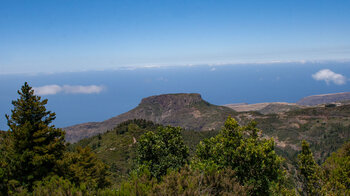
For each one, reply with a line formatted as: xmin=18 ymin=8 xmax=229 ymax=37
xmin=312 ymin=69 xmax=346 ymax=85
xmin=34 ymin=85 xmax=62 ymax=95
xmin=34 ymin=85 xmax=105 ymax=95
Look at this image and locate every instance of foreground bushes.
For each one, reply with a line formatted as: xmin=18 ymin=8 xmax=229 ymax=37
xmin=116 ymin=166 xmax=249 ymax=196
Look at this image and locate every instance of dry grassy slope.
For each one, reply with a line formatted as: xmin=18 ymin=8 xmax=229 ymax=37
xmin=64 ymin=93 xmax=237 ymax=143
xmin=224 ymin=102 xmax=302 ymax=114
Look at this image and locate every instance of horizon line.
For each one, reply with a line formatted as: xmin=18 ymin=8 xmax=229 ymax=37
xmin=1 ymin=58 xmax=350 ymax=76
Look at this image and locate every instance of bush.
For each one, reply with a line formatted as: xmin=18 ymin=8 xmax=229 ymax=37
xmin=136 ymin=126 xmax=189 ymax=179
xmin=153 ymin=166 xmax=249 ymax=196
xmin=32 ymin=175 xmax=87 ymax=196
xmin=196 ymin=117 xmax=286 ymax=195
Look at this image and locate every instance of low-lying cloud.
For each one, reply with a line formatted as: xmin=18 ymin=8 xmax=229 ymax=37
xmin=34 ymin=85 xmax=105 ymax=95
xmin=312 ymin=69 xmax=346 ymax=85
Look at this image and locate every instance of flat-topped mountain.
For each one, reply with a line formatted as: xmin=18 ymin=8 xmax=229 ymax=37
xmin=64 ymin=93 xmax=236 ymax=142
xmin=297 ymin=92 xmax=350 ymax=106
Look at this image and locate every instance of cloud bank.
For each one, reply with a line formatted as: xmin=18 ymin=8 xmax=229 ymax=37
xmin=312 ymin=69 xmax=346 ymax=85
xmin=34 ymin=85 xmax=105 ymax=95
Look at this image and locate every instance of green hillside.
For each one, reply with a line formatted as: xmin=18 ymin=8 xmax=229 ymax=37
xmin=69 ymin=119 xmax=218 ymax=184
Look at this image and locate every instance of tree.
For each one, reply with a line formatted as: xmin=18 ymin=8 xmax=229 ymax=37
xmin=196 ymin=117 xmax=286 ymax=195
xmin=5 ymin=82 xmax=66 ymax=190
xmin=136 ymin=126 xmax=189 ymax=179
xmin=297 ymin=140 xmax=322 ymax=195
xmin=0 ymin=132 xmax=15 ymax=193
xmin=322 ymin=141 xmax=350 ymax=195
xmin=56 ymin=146 xmax=111 ymax=190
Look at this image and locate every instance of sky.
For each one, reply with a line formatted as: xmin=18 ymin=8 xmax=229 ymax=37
xmin=1 ymin=0 xmax=350 ymax=74
xmin=1 ymin=1 xmax=350 ymax=130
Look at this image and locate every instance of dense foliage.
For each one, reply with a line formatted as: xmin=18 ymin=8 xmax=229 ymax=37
xmin=136 ymin=126 xmax=189 ymax=179
xmin=4 ymin=82 xmax=66 ymax=192
xmin=296 ymin=140 xmax=350 ymax=195
xmin=322 ymin=140 xmax=350 ymax=195
xmin=196 ymin=117 xmax=286 ymax=195
xmin=56 ymin=146 xmax=111 ymax=189
xmin=115 ymin=166 xmax=250 ymax=196
xmin=297 ymin=140 xmax=322 ymax=195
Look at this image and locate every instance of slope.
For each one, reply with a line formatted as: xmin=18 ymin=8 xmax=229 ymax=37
xmin=69 ymin=119 xmax=218 ymax=184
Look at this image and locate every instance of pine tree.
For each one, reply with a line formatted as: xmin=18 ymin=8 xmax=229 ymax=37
xmin=297 ymin=140 xmax=322 ymax=195
xmin=5 ymin=82 xmax=66 ymax=190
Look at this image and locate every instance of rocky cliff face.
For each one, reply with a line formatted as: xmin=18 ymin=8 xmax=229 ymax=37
xmin=297 ymin=92 xmax=350 ymax=106
xmin=140 ymin=93 xmax=203 ymax=109
xmin=64 ymin=93 xmax=236 ymax=143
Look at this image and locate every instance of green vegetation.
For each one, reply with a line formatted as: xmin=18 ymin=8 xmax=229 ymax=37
xmin=4 ymin=82 xmax=66 ymax=192
xmin=322 ymin=140 xmax=350 ymax=194
xmin=196 ymin=118 xmax=287 ymax=195
xmin=0 ymin=83 xmax=110 ymax=195
xmin=115 ymin=166 xmax=250 ymax=196
xmin=68 ymin=119 xmax=161 ymax=184
xmin=250 ymin=105 xmax=350 ymax=164
xmin=297 ymin=140 xmax=322 ymax=195
xmin=296 ymin=140 xmax=350 ymax=195
xmin=136 ymin=126 xmax=189 ymax=179
xmin=1 ymin=83 xmax=349 ymax=195
xmin=70 ymin=119 xmax=219 ymax=184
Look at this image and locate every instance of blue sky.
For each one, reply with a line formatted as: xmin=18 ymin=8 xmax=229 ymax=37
xmin=1 ymin=0 xmax=350 ymax=74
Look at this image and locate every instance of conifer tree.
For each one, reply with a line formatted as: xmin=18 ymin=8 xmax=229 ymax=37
xmin=5 ymin=82 xmax=66 ymax=190
xmin=297 ymin=140 xmax=322 ymax=195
